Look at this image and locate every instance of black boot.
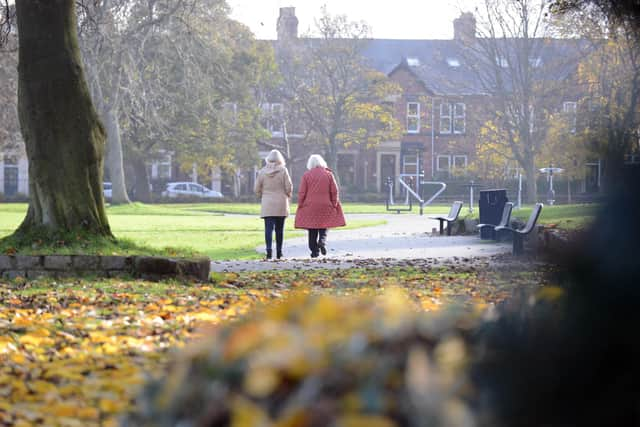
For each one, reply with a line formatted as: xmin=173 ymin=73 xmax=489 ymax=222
xmin=276 ymin=251 xmax=283 ymax=259
xmin=266 ymin=249 xmax=272 ymax=260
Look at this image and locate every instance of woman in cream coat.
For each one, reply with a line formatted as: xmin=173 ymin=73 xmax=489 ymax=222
xmin=254 ymin=150 xmax=293 ymax=259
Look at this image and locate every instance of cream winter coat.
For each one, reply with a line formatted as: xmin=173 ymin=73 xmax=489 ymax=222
xmin=254 ymin=164 xmax=293 ymax=217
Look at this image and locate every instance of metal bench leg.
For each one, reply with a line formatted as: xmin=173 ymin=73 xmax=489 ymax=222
xmin=439 ymin=220 xmax=444 ymax=235
xmin=446 ymin=221 xmax=452 ymax=236
xmin=513 ymin=235 xmax=524 ymax=255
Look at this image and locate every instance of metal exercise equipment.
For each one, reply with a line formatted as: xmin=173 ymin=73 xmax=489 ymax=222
xmin=386 ymin=174 xmax=447 ymax=215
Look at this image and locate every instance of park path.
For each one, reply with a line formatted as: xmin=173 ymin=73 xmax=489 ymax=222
xmin=210 ymin=213 xmax=511 ymax=272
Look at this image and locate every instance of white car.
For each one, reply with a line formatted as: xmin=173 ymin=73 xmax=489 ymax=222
xmin=103 ymin=182 xmax=112 ymax=200
xmin=162 ymin=182 xmax=223 ymax=199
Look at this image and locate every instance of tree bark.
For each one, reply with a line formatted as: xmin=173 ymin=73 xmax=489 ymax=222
xmin=131 ymin=154 xmax=152 ymax=203
xmin=15 ymin=0 xmax=111 ymax=236
xmin=104 ymin=107 xmax=131 ymax=204
xmin=524 ymin=160 xmax=538 ymax=204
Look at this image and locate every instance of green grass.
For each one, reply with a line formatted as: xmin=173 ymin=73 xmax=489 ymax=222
xmin=161 ymin=202 xmax=456 ymax=215
xmin=0 ymin=203 xmax=384 ymax=260
xmin=511 ymin=203 xmax=599 ymax=229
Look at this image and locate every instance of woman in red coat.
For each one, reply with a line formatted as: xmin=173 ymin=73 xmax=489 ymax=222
xmin=294 ymin=154 xmax=346 ymax=257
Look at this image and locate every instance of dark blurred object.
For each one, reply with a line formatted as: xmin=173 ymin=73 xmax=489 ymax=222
xmin=472 ymin=165 xmax=640 ymax=426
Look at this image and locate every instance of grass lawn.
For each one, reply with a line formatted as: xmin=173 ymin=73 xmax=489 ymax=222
xmin=0 ymin=203 xmax=384 ymax=260
xmin=510 ymin=203 xmax=599 ymax=229
xmin=157 ymin=201 xmax=456 ymax=215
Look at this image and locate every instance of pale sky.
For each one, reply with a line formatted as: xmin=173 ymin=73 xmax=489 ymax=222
xmin=227 ymin=0 xmax=480 ymax=40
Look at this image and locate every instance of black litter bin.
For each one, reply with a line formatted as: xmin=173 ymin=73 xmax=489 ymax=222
xmin=479 ymin=189 xmax=508 ymax=240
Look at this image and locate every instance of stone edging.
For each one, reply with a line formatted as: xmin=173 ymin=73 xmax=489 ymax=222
xmin=0 ymin=255 xmax=210 ymax=281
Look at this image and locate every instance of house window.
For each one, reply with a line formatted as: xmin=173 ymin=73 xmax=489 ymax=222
xmin=437 ymin=155 xmax=451 ymax=172
xmin=563 ymin=101 xmax=577 ymax=133
xmin=440 ymin=103 xmax=452 ymax=134
xmin=222 ymin=102 xmax=237 ymax=125
xmin=530 ymin=57 xmax=543 ymax=67
xmin=446 ymin=58 xmax=461 ymax=67
xmin=151 ymin=153 xmax=172 ymax=179
xmin=407 ymin=102 xmax=420 ymax=133
xmin=3 ymin=155 xmax=19 ymax=197
xmin=496 ymin=55 xmax=509 ymax=68
xmin=453 ymin=103 xmax=466 ymax=134
xmin=453 ymin=155 xmax=468 ymax=171
xmin=402 ymin=154 xmax=419 ymax=175
xmin=337 ymin=153 xmax=356 ymax=188
xmin=261 ymin=103 xmax=284 ymax=135
xmin=529 ymin=105 xmax=536 ymax=133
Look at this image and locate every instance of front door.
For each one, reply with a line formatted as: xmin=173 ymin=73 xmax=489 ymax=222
xmin=380 ymin=154 xmax=396 ymax=194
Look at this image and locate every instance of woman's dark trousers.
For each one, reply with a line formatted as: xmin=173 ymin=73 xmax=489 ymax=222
xmin=264 ymin=216 xmax=286 ymax=258
xmin=307 ymin=228 xmax=327 ymax=257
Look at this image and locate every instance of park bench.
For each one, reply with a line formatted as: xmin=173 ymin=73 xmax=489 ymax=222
xmin=429 ymin=201 xmax=463 ymax=235
xmin=477 ymin=202 xmax=514 ymax=241
xmin=495 ymin=203 xmax=543 ymax=255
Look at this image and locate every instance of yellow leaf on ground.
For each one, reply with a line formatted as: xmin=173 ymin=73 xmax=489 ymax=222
xmin=337 ymin=414 xmax=397 ymax=427
xmin=231 ymin=395 xmax=270 ymax=427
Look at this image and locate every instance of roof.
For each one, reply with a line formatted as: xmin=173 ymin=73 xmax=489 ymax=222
xmin=268 ymin=36 xmax=589 ymax=97
xmin=362 ymin=38 xmax=587 ymax=96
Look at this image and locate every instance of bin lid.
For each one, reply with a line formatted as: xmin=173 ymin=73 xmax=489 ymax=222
xmin=479 ymin=188 xmax=507 ymax=193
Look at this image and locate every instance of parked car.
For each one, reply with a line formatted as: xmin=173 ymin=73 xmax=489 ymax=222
xmin=103 ymin=182 xmax=112 ymax=200
xmin=161 ymin=182 xmax=223 ymax=199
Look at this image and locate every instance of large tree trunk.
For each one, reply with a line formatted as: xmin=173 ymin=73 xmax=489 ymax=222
xmin=15 ymin=0 xmax=111 ymax=236
xmin=131 ymin=154 xmax=152 ymax=203
xmin=326 ymin=139 xmax=339 ymax=183
xmin=104 ymin=107 xmax=131 ymax=204
xmin=524 ymin=160 xmax=538 ymax=204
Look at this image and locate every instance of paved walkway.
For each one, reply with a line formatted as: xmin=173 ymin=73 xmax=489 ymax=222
xmin=210 ymin=213 xmax=511 ymax=272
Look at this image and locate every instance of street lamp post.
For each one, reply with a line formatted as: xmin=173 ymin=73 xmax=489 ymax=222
xmin=539 ymin=163 xmax=564 ymax=205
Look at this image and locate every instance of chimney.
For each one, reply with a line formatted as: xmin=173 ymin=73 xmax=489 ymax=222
xmin=453 ymin=12 xmax=476 ymax=42
xmin=277 ymin=7 xmax=298 ymax=41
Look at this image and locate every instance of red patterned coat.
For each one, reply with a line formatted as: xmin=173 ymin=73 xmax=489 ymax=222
xmin=294 ymin=167 xmax=346 ymax=229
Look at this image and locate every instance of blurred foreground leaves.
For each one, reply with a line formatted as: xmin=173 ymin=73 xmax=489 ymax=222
xmin=123 ymin=290 xmax=479 ymax=427
xmin=0 ymin=260 xmax=548 ymax=426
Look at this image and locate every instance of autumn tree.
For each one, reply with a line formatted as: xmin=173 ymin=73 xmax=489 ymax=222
xmin=551 ymin=5 xmax=640 ymax=189
xmin=463 ymin=0 xmax=583 ymax=202
xmin=78 ymin=0 xmax=200 ymax=204
xmin=8 ymin=0 xmax=111 ymax=236
xmin=540 ymin=112 xmax=591 ymax=202
xmin=117 ymin=0 xmax=274 ymax=199
xmin=277 ymin=7 xmax=401 ymax=173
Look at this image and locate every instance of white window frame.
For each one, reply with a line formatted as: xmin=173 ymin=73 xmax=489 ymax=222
xmin=496 ymin=55 xmax=509 ymax=68
xmin=222 ymin=102 xmax=238 ymax=125
xmin=530 ymin=57 xmax=542 ymax=68
xmin=407 ymin=102 xmax=420 ymax=133
xmin=436 ymin=155 xmax=451 ymax=172
xmin=453 ymin=103 xmax=466 ymax=134
xmin=270 ymin=103 xmax=283 ymax=136
xmin=563 ymin=101 xmax=577 ymax=133
xmin=440 ymin=103 xmax=452 ymax=134
xmin=151 ymin=152 xmax=172 ymax=179
xmin=261 ymin=103 xmax=284 ymax=136
xmin=452 ymin=155 xmax=468 ymax=171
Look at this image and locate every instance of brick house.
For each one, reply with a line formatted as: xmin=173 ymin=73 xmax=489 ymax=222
xmin=260 ymin=8 xmax=603 ymax=201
